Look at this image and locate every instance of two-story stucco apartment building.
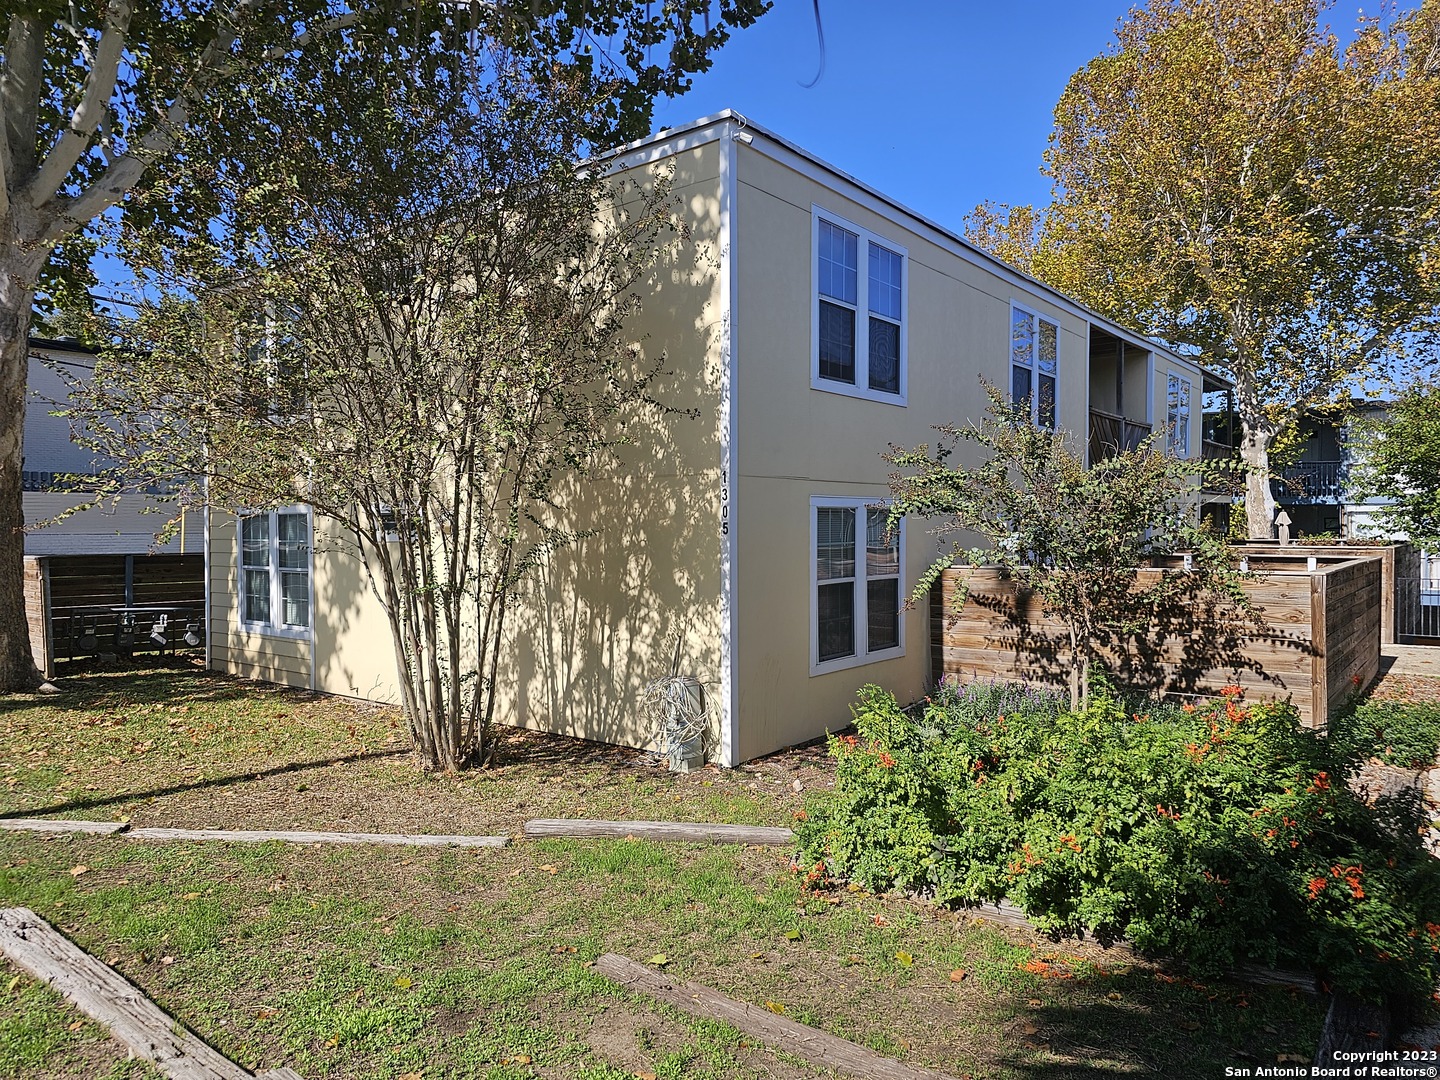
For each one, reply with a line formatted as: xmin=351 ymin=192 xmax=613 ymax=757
xmin=203 ymin=111 xmax=1216 ymax=765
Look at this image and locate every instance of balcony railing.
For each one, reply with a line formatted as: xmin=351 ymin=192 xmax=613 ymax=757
xmin=1201 ymin=439 xmax=1240 ymax=495
xmin=1273 ymin=461 xmax=1343 ymax=502
xmin=1088 ymin=408 xmax=1152 ymax=463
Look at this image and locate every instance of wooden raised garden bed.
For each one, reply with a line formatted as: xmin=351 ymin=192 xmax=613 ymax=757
xmin=930 ymin=553 xmax=1381 ymax=728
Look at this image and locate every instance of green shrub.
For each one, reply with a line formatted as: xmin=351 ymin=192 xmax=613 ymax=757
xmin=1329 ymin=700 xmax=1440 ymax=770
xmin=796 ymin=679 xmax=1440 ymax=1003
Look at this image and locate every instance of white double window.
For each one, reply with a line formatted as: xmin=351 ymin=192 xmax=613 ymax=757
xmin=239 ymin=508 xmax=312 ymax=633
xmin=811 ymin=497 xmax=904 ymax=674
xmin=813 ymin=208 xmax=907 ymax=404
xmin=1167 ymin=373 xmax=1193 ymax=456
xmin=1010 ymin=303 xmax=1059 ymax=430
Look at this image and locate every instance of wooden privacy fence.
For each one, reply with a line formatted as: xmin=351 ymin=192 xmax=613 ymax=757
xmin=24 ymin=553 xmax=204 ymax=678
xmin=930 ymin=554 xmax=1382 ymax=729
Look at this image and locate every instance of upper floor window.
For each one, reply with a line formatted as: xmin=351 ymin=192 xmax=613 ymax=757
xmin=240 ymin=508 xmax=311 ymax=633
xmin=1011 ymin=304 xmax=1058 ymax=430
xmin=813 ymin=209 xmax=907 ymax=405
xmin=1167 ymin=373 xmax=1192 ymax=456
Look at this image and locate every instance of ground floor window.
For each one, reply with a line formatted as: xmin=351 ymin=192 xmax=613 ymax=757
xmin=811 ymin=496 xmax=904 ymax=673
xmin=240 ymin=508 xmax=311 ymax=632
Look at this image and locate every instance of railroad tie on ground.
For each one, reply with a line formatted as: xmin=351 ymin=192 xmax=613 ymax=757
xmin=0 ymin=817 xmax=129 ymax=835
xmin=0 ymin=907 xmax=299 ymax=1080
xmin=523 ymin=818 xmax=794 ymax=845
xmin=0 ymin=818 xmax=510 ymax=848
xmin=124 ymin=826 xmax=510 ymax=847
xmin=593 ymin=952 xmax=959 ymax=1080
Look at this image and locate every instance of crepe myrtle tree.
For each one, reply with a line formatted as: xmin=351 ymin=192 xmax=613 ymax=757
xmin=0 ymin=0 xmax=769 ymax=693
xmin=886 ymin=382 xmax=1242 ymax=711
xmin=65 ymin=50 xmax=689 ymax=771
xmin=961 ymin=0 xmax=1440 ymax=540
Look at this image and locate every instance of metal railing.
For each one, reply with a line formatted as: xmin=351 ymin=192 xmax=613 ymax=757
xmin=1398 ymin=575 xmax=1440 ymax=641
xmin=1273 ymin=461 xmax=1343 ymax=501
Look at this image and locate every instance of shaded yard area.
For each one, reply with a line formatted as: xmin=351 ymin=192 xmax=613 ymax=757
xmin=0 ymin=664 xmax=1343 ymax=1078
xmin=0 ymin=662 xmax=821 ymax=833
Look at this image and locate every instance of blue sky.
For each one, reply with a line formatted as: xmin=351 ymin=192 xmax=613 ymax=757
xmin=650 ymin=0 xmax=1369 ymax=233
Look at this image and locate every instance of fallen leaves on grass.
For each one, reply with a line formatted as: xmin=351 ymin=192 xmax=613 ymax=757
xmin=648 ymin=954 xmax=669 ymax=967
xmin=950 ymin=969 xmax=967 ymax=982
xmin=895 ymin=951 xmax=914 ymax=967
xmin=68 ymin=865 xmax=88 ymax=877
xmin=765 ymin=1000 xmax=786 ymax=1015
xmin=394 ymin=975 xmax=412 ymax=989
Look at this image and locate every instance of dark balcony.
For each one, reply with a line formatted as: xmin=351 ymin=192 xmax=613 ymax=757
xmin=1273 ymin=460 xmax=1343 ymax=502
xmin=1088 ymin=408 xmax=1152 ymax=463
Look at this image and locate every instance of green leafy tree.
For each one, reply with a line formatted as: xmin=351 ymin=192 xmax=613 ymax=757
xmin=1350 ymin=388 xmax=1440 ymax=548
xmin=0 ymin=0 xmax=770 ymax=692
xmin=887 ymin=384 xmax=1241 ymax=710
xmin=65 ymin=46 xmax=687 ymax=771
xmin=963 ymin=0 xmax=1440 ymax=540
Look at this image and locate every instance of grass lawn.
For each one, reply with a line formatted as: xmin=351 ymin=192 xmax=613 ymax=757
xmin=2 ymin=663 xmax=1328 ymax=1078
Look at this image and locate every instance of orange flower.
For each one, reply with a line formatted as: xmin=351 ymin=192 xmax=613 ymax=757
xmin=878 ymin=752 xmax=896 ymax=769
xmin=1308 ymin=877 xmax=1328 ymax=900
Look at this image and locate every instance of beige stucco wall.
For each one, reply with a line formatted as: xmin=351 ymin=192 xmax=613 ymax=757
xmin=207 ymin=510 xmax=313 ymax=688
xmin=500 ymin=141 xmax=726 ymax=749
xmin=206 ymin=142 xmax=727 ymax=755
xmin=728 ymin=141 xmax=1202 ymax=760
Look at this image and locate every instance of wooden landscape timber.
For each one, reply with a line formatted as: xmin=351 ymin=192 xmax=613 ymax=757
xmin=522 ymin=818 xmax=794 ymax=845
xmin=0 ymin=817 xmax=129 ymax=835
xmin=0 ymin=906 xmax=295 ymax=1079
xmin=593 ymin=952 xmax=960 ymax=1080
xmin=123 ymin=826 xmax=510 ymax=847
xmin=931 ymin=554 xmax=1382 ymax=728
xmin=0 ymin=818 xmax=511 ymax=847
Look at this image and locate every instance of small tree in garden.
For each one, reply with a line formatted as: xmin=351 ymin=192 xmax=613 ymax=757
xmin=65 ymin=48 xmax=686 ymax=771
xmin=1349 ymin=387 xmax=1440 ymax=549
xmin=887 ymin=382 xmax=1241 ymax=710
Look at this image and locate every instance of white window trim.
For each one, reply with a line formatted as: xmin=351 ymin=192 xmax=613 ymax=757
xmin=809 ymin=496 xmax=906 ymax=676
xmin=1166 ymin=372 xmax=1193 ymax=457
xmin=810 ymin=205 xmax=909 ymax=407
xmin=1009 ymin=300 xmax=1060 ymax=430
xmin=237 ymin=505 xmax=313 ymax=640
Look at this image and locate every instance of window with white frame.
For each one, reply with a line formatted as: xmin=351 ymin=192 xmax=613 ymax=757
xmin=1010 ymin=304 xmax=1058 ymax=430
xmin=240 ymin=508 xmax=311 ymax=631
xmin=1166 ymin=373 xmax=1192 ymax=456
xmin=813 ymin=209 xmax=907 ymax=403
xmin=812 ymin=498 xmax=903 ymax=672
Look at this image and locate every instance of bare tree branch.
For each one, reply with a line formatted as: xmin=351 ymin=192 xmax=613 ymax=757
xmin=43 ymin=0 xmax=261 ymax=243
xmin=26 ymin=0 xmax=133 ymax=207
xmin=2 ymin=14 xmax=45 ymax=182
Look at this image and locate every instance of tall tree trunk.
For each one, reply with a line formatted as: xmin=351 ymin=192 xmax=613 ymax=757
xmin=1240 ymin=425 xmax=1278 ymax=540
xmin=0 ymin=242 xmax=42 ymax=691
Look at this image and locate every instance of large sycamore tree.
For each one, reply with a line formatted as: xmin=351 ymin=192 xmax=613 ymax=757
xmin=965 ymin=0 xmax=1440 ymax=539
xmin=0 ymin=0 xmax=769 ymax=693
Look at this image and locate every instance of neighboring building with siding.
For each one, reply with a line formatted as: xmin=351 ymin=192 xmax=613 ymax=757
xmin=25 ymin=338 xmax=196 ymax=556
xmin=204 ymin=111 xmax=1216 ymax=764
